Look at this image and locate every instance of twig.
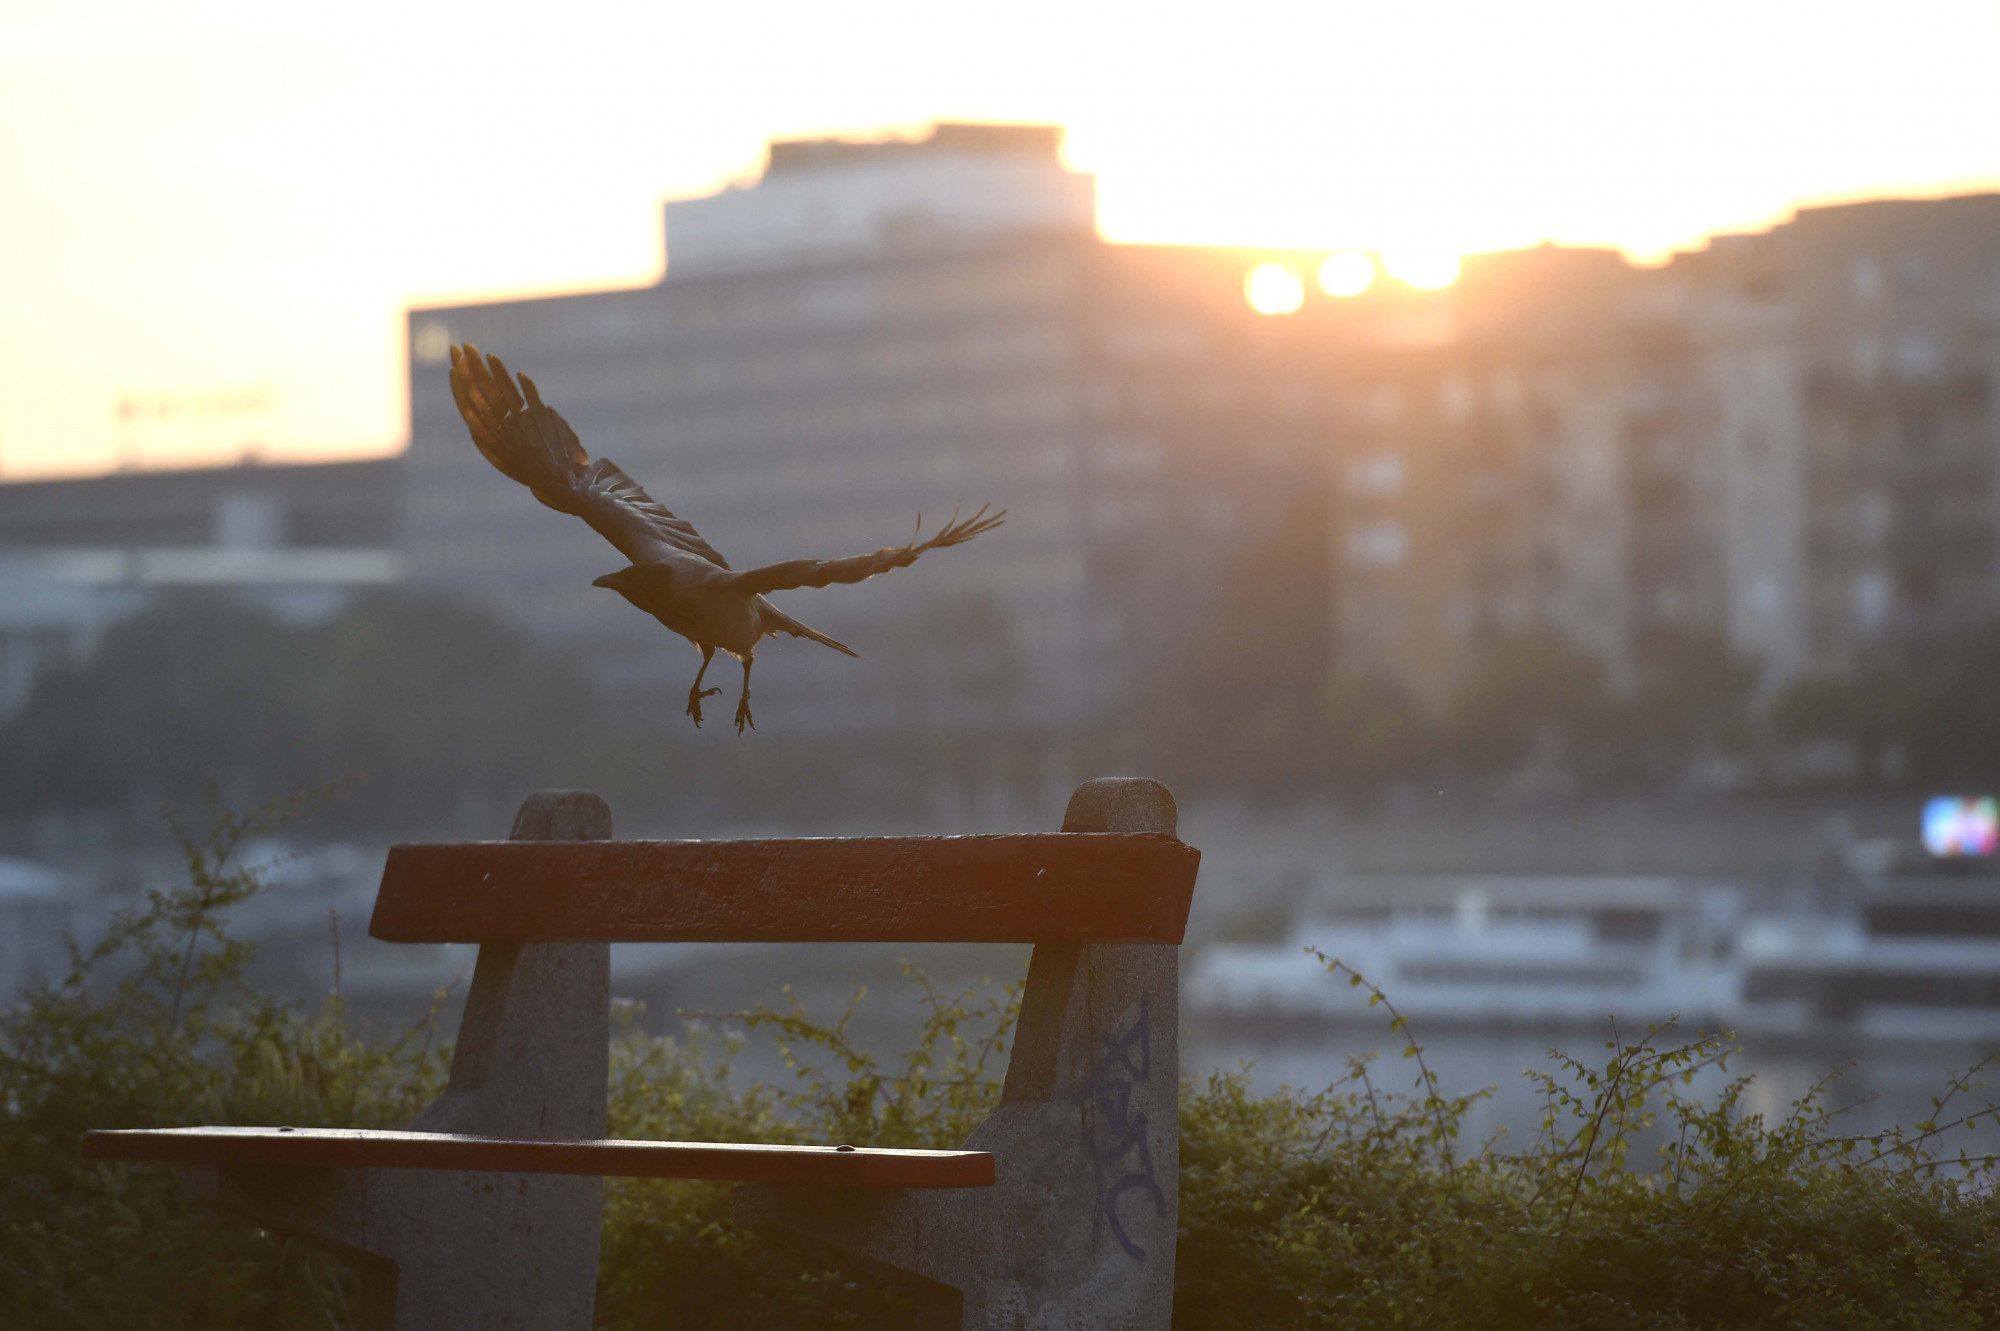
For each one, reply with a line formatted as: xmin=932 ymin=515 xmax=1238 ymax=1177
xmin=1557 ymin=1018 xmax=1674 ymax=1239
xmin=1310 ymin=951 xmax=1460 ymax=1182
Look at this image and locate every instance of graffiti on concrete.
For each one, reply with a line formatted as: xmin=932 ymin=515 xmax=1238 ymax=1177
xmin=1078 ymin=992 xmax=1166 ymax=1260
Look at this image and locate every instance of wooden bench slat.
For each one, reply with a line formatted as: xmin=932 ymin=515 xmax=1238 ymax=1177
xmin=369 ymin=833 xmax=1199 ymax=944
xmin=82 ymin=1127 xmax=994 ymax=1189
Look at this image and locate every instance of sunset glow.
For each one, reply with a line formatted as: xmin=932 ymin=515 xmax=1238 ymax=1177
xmin=2 ymin=0 xmax=1997 ymax=476
xmin=1246 ymin=264 xmax=1307 ymax=315
xmin=1382 ymin=252 xmax=1463 ymax=290
xmin=1318 ymin=253 xmax=1377 ymax=297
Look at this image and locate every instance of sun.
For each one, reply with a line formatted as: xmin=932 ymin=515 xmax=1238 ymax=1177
xmin=1245 ymin=263 xmax=1306 ymax=315
xmin=1318 ymin=252 xmax=1376 ymax=297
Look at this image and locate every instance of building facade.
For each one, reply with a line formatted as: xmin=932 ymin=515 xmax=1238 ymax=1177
xmin=1666 ymin=195 xmax=2000 ymax=678
xmin=1311 ymin=194 xmax=2000 ymax=704
xmin=403 ymin=125 xmax=1332 ymax=734
xmin=405 ymin=123 xmax=2000 ymax=727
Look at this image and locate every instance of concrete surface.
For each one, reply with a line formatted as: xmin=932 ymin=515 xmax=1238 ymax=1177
xmin=209 ymin=790 xmax=612 ymax=1330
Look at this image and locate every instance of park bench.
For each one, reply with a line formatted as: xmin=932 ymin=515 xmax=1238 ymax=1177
xmin=83 ymin=777 xmax=1201 ymax=1330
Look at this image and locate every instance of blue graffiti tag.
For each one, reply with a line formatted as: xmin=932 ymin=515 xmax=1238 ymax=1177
xmin=1078 ymin=992 xmax=1166 ymax=1261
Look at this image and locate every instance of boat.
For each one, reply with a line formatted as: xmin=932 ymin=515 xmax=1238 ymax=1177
xmin=1191 ymin=867 xmax=2000 ymax=1044
xmin=1189 ymin=875 xmax=1741 ymax=1033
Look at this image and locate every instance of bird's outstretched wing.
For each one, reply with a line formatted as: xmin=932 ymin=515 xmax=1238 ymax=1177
xmin=724 ymin=507 xmax=1006 ymax=597
xmin=448 ymin=343 xmax=730 ymax=569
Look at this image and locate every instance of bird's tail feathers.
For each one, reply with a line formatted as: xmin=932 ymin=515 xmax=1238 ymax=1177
xmin=759 ymin=602 xmax=860 ymax=657
xmin=449 ymin=343 xmax=590 ymax=516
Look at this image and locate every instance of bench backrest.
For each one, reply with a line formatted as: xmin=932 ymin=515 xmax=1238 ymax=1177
xmin=381 ymin=780 xmax=1195 ymax=1326
xmin=370 ymin=833 xmax=1199 ymax=944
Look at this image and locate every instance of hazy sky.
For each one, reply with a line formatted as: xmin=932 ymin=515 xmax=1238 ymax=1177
xmin=3 ymin=0 xmax=1996 ymax=478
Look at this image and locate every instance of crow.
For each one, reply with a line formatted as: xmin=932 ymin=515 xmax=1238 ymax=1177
xmin=446 ymin=344 xmax=1005 ymax=734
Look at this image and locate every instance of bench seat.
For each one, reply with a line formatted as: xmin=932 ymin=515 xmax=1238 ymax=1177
xmin=83 ymin=1126 xmax=994 ymax=1189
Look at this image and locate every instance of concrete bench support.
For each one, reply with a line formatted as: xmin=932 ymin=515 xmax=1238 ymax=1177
xmin=734 ymin=777 xmax=1181 ymax=1329
xmin=198 ymin=791 xmax=613 ymax=1330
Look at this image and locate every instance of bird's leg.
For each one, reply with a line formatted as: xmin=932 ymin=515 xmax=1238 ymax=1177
xmin=686 ymin=646 xmax=722 ymax=728
xmin=733 ymin=656 xmax=756 ymax=735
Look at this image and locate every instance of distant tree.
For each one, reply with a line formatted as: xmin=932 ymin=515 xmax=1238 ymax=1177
xmin=0 ymin=593 xmax=316 ymax=815
xmin=1895 ymin=626 xmax=2000 ymax=789
xmin=1320 ymin=671 xmax=1433 ymax=792
xmin=869 ymin=591 xmax=1032 ymax=807
xmin=1769 ymin=671 xmax=1903 ymax=783
xmin=1615 ymin=628 xmax=1762 ymax=780
xmin=1129 ymin=492 xmax=1331 ymax=796
xmin=0 ymin=590 xmax=605 ymax=834
xmin=877 ymin=591 xmax=1027 ymax=731
xmin=297 ymin=591 xmax=606 ymax=829
xmin=1444 ymin=629 xmax=1616 ymax=775
xmin=1771 ymin=626 xmax=2000 ymax=790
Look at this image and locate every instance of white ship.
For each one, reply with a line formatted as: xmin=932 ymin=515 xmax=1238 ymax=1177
xmin=1190 ymin=872 xmax=2000 ymax=1042
xmin=1735 ymin=886 xmax=2000 ymax=1041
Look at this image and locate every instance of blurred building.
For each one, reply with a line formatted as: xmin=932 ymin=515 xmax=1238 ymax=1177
xmin=404 ymin=123 xmax=1331 ymax=734
xmin=1661 ymin=195 xmax=2000 ymax=679
xmin=1314 ymin=194 xmax=2000 ymax=704
xmin=0 ymin=458 xmax=402 ymax=715
xmin=404 ymin=122 xmax=2000 ymax=725
xmin=1313 ymin=246 xmax=1647 ymax=703
xmin=5 ymin=140 xmax=1993 ymax=745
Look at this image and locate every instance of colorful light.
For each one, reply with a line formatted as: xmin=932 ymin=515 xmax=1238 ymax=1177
xmin=1922 ymin=796 xmax=1999 ymax=857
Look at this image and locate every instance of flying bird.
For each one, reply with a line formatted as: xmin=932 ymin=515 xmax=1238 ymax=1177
xmin=446 ymin=344 xmax=1005 ymax=734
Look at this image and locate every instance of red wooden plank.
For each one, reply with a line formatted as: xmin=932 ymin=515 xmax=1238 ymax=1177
xmin=368 ymin=833 xmax=1198 ymax=945
xmin=82 ymin=1127 xmax=994 ymax=1189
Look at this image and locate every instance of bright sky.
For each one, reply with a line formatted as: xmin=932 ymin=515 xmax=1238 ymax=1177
xmin=3 ymin=0 xmax=1996 ymax=478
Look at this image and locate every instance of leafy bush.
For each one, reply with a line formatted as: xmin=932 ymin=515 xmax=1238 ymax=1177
xmin=9 ymin=799 xmax=2000 ymax=1328
xmin=1174 ymin=960 xmax=2000 ymax=1329
xmin=0 ymin=787 xmax=446 ymax=1328
xmin=595 ymin=976 xmax=1016 ymax=1330
xmin=0 ymin=591 xmax=606 ymax=834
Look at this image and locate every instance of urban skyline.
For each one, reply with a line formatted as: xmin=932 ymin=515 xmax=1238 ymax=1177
xmin=3 ymin=0 xmax=1997 ymax=478
xmin=6 ymin=177 xmax=1992 ymax=483
xmin=6 ymin=122 xmax=1997 ymax=732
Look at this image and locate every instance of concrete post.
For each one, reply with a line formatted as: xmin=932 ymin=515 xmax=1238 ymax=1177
xmin=208 ymin=790 xmax=613 ymax=1330
xmin=735 ymin=777 xmax=1182 ymax=1329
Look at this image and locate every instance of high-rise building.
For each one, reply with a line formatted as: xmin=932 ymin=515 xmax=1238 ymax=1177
xmin=402 ymin=121 xmax=2000 ymax=735
xmin=1317 ymin=194 xmax=2000 ymax=704
xmin=1314 ymin=245 xmax=1647 ymax=702
xmin=403 ymin=124 xmax=1332 ymax=734
xmin=1662 ymin=195 xmax=2000 ymax=678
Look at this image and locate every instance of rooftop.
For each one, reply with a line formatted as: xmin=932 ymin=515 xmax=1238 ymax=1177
xmin=663 ymin=121 xmax=1095 ymax=278
xmin=764 ymin=123 xmax=1065 ymax=178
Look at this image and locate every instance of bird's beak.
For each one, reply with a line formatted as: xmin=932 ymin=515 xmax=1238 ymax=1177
xmin=591 ymin=573 xmax=617 ymax=590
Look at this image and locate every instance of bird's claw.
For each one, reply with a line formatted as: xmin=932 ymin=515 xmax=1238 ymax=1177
xmin=734 ymin=699 xmax=756 ymax=735
xmin=686 ymin=686 xmax=722 ymax=727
